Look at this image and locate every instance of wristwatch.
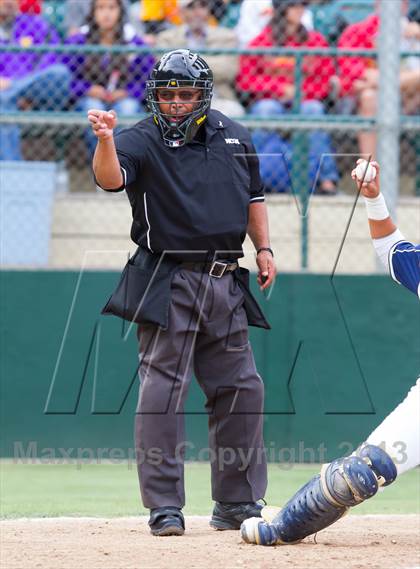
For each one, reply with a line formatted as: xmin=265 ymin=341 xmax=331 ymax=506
xmin=257 ymin=247 xmax=274 ymax=257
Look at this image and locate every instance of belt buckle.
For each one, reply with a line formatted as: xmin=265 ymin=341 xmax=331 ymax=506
xmin=209 ymin=261 xmax=227 ymax=278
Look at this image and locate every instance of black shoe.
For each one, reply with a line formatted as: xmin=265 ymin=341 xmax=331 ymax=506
xmin=209 ymin=501 xmax=264 ymax=530
xmin=149 ymin=507 xmax=185 ymax=536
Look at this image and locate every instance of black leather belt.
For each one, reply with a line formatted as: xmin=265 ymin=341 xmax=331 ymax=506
xmin=180 ymin=260 xmax=238 ymax=278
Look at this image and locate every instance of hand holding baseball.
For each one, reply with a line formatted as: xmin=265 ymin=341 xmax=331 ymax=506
xmin=87 ymin=109 xmax=117 ymax=141
xmin=351 ymin=159 xmax=380 ymax=198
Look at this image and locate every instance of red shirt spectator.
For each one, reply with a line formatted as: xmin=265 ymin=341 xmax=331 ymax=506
xmin=337 ymin=14 xmax=379 ymax=96
xmin=19 ymin=0 xmax=42 ymax=14
xmin=237 ymin=25 xmax=335 ymax=101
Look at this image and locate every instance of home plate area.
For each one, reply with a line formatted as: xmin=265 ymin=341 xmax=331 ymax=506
xmin=1 ymin=514 xmax=419 ymax=569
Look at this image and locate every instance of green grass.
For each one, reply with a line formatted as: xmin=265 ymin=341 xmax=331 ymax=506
xmin=0 ymin=462 xmax=418 ymax=519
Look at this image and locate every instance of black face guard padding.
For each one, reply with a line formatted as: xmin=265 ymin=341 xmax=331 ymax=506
xmin=147 ymin=89 xmax=210 ymax=147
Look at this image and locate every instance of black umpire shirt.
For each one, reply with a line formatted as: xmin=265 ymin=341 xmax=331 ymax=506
xmin=97 ymin=109 xmax=265 ymax=262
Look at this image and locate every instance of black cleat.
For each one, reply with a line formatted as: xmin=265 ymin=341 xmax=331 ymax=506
xmin=210 ymin=501 xmax=264 ymax=530
xmin=149 ymin=507 xmax=185 ymax=536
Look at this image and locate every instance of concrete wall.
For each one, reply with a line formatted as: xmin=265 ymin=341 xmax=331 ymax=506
xmin=48 ymin=194 xmax=420 ymax=273
xmin=2 ymin=271 xmax=419 ymax=461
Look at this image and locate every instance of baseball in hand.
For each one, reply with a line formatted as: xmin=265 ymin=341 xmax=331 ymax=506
xmin=355 ymin=160 xmax=377 ymax=183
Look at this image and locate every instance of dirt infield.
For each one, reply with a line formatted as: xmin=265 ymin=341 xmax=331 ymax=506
xmin=1 ymin=515 xmax=419 ymax=569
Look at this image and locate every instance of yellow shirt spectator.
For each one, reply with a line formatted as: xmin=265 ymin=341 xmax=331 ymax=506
xmin=141 ymin=0 xmax=181 ymax=25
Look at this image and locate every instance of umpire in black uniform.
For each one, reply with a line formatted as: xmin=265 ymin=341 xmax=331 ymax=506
xmin=88 ymin=50 xmax=276 ymax=536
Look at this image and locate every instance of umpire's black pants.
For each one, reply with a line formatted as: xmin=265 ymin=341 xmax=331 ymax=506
xmin=135 ymin=268 xmax=267 ymax=509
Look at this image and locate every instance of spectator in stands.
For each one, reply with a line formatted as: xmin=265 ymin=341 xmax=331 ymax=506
xmin=156 ymin=0 xmax=244 ymax=116
xmin=64 ymin=0 xmax=154 ymax=156
xmin=19 ymin=0 xmax=41 ymax=14
xmin=215 ymin=0 xmax=242 ymax=29
xmin=236 ymin=0 xmax=314 ymax=48
xmin=127 ymin=1 xmax=146 ymax=37
xmin=64 ymin=0 xmax=131 ymax=37
xmin=0 ymin=0 xmax=70 ymax=160
xmin=139 ymin=0 xmax=229 ymax=44
xmin=207 ymin=0 xmax=232 ymax=23
xmin=236 ymin=0 xmax=272 ymax=48
xmin=237 ymin=0 xmax=338 ymax=194
xmin=140 ymin=0 xmax=180 ymax=40
xmin=338 ymin=0 xmax=420 ymax=158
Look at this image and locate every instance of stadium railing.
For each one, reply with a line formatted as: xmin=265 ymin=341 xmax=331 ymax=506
xmin=0 ymin=44 xmax=419 ymax=271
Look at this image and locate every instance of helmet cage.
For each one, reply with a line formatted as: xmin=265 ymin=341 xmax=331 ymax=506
xmin=146 ymin=78 xmax=213 ymax=147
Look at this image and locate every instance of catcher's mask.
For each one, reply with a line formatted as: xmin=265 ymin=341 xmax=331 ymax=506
xmin=146 ymin=49 xmax=213 ymax=147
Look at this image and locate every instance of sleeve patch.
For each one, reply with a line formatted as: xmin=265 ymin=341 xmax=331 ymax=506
xmin=389 ymin=241 xmax=420 ymax=296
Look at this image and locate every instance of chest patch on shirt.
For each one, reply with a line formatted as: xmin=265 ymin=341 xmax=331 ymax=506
xmin=225 ymin=138 xmax=240 ymax=145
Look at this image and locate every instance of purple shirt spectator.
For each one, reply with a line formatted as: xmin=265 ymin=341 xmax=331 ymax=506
xmin=64 ymin=23 xmax=154 ymax=103
xmin=0 ymin=6 xmax=70 ymax=161
xmin=0 ymin=13 xmax=62 ymax=79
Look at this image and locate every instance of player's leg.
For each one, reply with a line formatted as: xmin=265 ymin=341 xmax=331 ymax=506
xmin=241 ymin=443 xmax=397 ymax=545
xmin=255 ymin=134 xmax=292 ymax=193
xmin=241 ymin=381 xmax=420 ymax=545
xmin=249 ymin=99 xmax=291 ymax=193
xmin=241 ymin=383 xmax=412 ymax=546
xmin=0 ymin=86 xmax=23 ymax=160
xmin=0 ymin=121 xmax=22 ymax=160
xmin=112 ymin=97 xmax=142 ymax=116
xmin=15 ymin=64 xmax=71 ymax=110
xmin=301 ymin=99 xmax=339 ymax=194
xmin=135 ymin=270 xmax=201 ymax=535
xmin=366 ymin=378 xmax=420 ymax=475
xmin=242 ymin=377 xmax=420 ymax=546
xmin=194 ymin=273 xmax=267 ymax=529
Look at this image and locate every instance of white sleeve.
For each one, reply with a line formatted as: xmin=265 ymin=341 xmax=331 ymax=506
xmin=372 ymin=229 xmax=406 ymax=269
xmin=236 ymin=0 xmax=271 ymax=47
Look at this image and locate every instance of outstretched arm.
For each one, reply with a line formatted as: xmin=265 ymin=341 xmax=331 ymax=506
xmin=88 ymin=109 xmax=123 ymax=190
xmin=351 ymin=160 xmax=405 ymax=267
xmin=352 ymin=160 xmax=420 ymax=296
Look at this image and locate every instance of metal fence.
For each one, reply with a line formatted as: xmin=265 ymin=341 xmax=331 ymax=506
xmin=0 ymin=0 xmax=419 ymax=272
